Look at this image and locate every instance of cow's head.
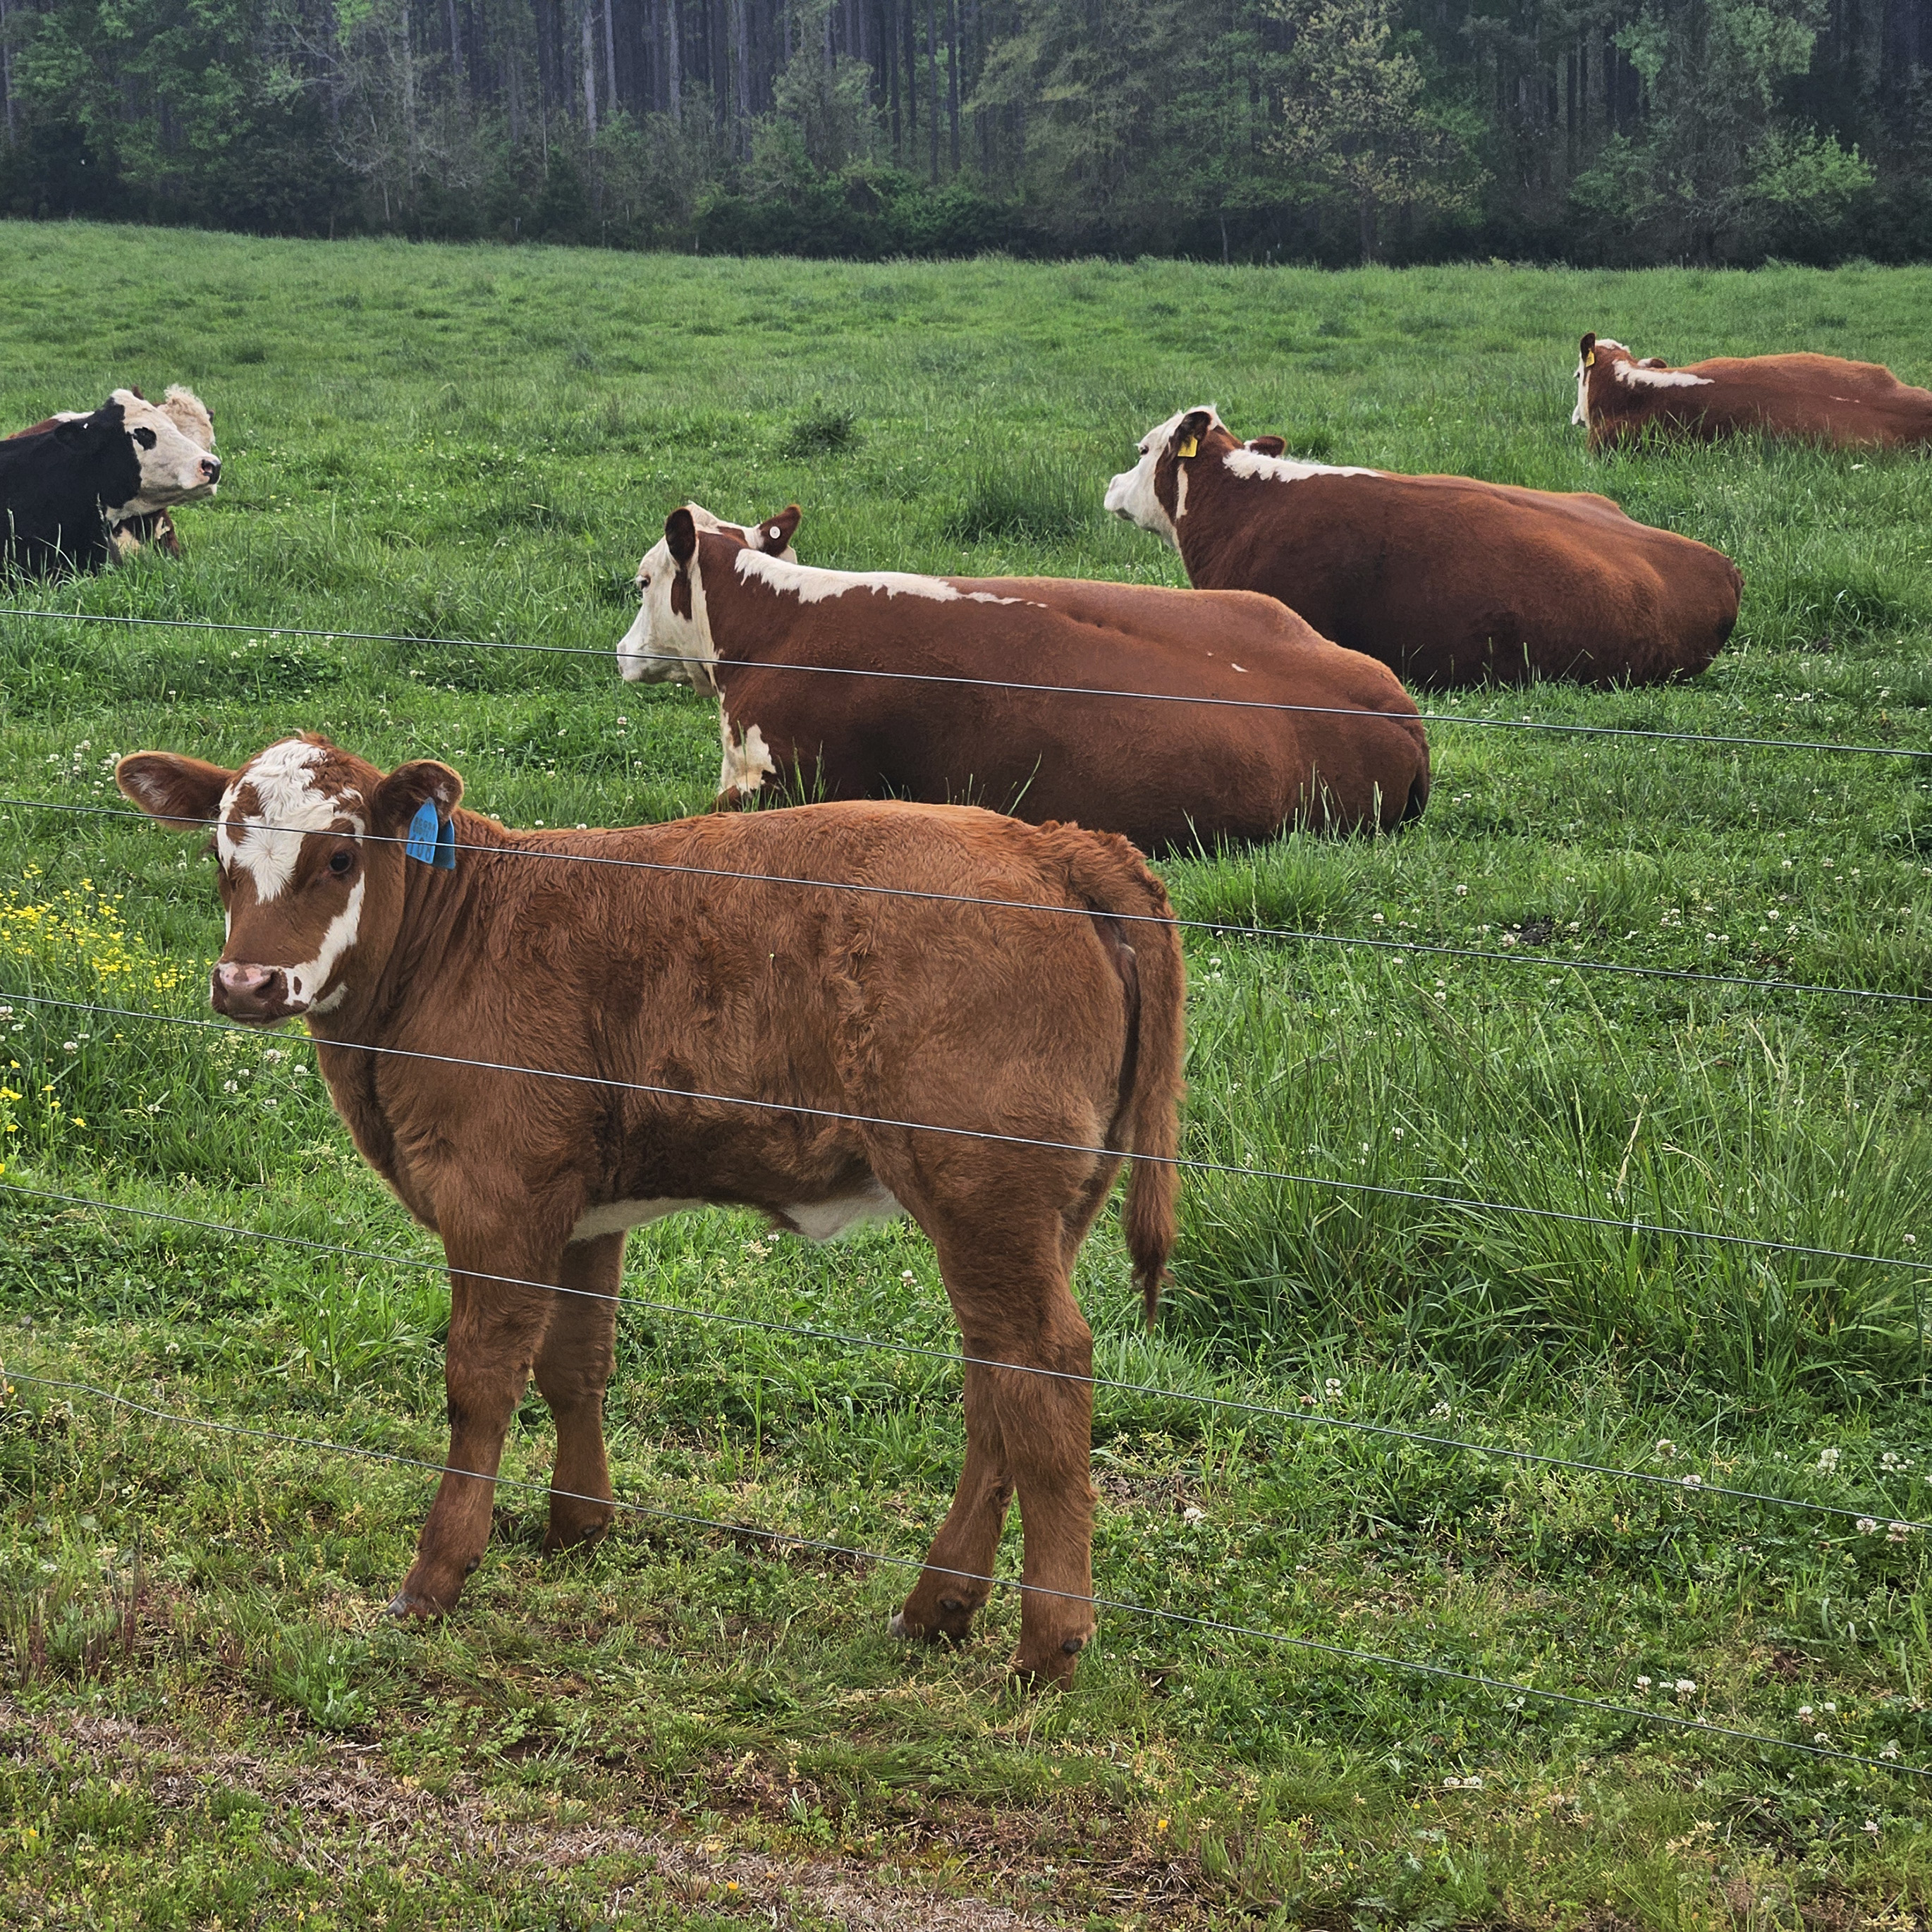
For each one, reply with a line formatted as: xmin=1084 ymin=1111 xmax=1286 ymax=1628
xmin=107 ymin=387 xmax=221 ymax=512
xmin=616 ymin=502 xmax=801 ymax=686
xmin=1573 ymin=334 xmax=1637 ymax=427
xmin=1103 ymin=406 xmax=1239 ymax=546
xmin=116 ymin=735 xmax=460 ymax=1027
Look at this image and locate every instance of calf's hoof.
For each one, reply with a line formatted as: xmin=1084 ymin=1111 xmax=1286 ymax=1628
xmin=892 ymin=1592 xmax=980 ymax=1646
xmin=1009 ymin=1632 xmax=1088 ymax=1688
xmin=541 ymin=1514 xmax=612 ymax=1557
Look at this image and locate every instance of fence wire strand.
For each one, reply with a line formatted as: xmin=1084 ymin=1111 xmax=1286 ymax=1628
xmin=6 ymin=983 xmax=1930 ymax=1278
xmin=3 ymin=792 xmax=1926 ymax=1011
xmin=1 ymin=602 xmax=1926 ymax=760
xmin=4 ymin=1363 xmax=1924 ymax=1784
xmin=6 ymin=1176 xmax=1921 ymax=1536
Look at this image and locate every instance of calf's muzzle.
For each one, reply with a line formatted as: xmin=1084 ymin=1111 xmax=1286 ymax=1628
xmin=212 ymin=960 xmax=295 ymax=1022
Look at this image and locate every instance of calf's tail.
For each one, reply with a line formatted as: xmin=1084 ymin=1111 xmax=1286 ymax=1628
xmin=1066 ymin=833 xmax=1187 ymax=1325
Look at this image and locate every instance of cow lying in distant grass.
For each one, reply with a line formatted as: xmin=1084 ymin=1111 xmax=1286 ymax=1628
xmin=1574 ymin=334 xmax=1932 ymax=451
xmin=1 ymin=391 xmax=221 ymax=577
xmin=116 ymin=734 xmax=1185 ymax=1685
xmin=5 ymin=386 xmax=218 ymax=559
xmin=1106 ymin=404 xmax=1742 ymax=690
xmin=616 ymin=504 xmax=1430 ymax=850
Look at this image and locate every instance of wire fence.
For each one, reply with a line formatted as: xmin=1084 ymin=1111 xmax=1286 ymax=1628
xmin=6 ymin=1177 xmax=1922 ymax=1537
xmin=4 ymin=598 xmax=1928 ymax=1792
xmin=2 ymin=602 xmax=1928 ymax=760
xmin=4 ymin=792 xmax=1926 ymax=1013
xmin=4 ymin=1361 xmax=1924 ymax=1783
xmin=8 ymin=982 xmax=1931 ymax=1280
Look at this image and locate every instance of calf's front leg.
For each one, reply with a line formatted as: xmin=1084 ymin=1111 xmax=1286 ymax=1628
xmin=390 ymin=1228 xmax=562 ymax=1618
xmin=535 ymin=1232 xmax=623 ymax=1554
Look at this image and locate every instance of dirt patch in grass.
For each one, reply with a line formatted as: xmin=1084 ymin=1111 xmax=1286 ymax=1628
xmin=1 ymin=1699 xmax=1109 ymax=1928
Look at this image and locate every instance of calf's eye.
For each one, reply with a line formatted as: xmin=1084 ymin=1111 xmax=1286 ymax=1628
xmin=638 ymin=573 xmax=652 ymax=589
xmin=329 ymin=850 xmax=355 ymax=876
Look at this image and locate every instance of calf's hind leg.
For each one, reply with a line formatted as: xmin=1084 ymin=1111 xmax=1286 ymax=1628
xmin=536 ymin=1232 xmax=624 ymax=1554
xmin=892 ymin=1357 xmax=1013 ymax=1646
xmin=902 ymin=1235 xmax=1099 ymax=1685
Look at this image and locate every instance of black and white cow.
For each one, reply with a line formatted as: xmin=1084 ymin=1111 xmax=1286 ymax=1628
xmin=0 ymin=392 xmax=220 ymax=577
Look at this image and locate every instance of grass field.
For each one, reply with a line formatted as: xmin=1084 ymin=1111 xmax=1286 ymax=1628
xmin=3 ymin=221 xmax=1932 ymax=1930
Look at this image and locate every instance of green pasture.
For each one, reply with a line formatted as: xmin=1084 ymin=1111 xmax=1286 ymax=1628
xmin=2 ymin=222 xmax=1932 ymax=1928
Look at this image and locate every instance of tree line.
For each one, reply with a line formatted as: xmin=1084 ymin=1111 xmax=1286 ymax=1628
xmin=1 ymin=0 xmax=1926 ymax=264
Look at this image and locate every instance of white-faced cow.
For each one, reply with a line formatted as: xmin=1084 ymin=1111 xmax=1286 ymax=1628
xmin=1575 ymin=334 xmax=1932 ymax=451
xmin=616 ymin=505 xmax=1430 ymax=850
xmin=1106 ymin=405 xmax=1743 ymax=690
xmin=1 ymin=391 xmax=220 ymax=576
xmin=116 ymin=735 xmax=1186 ymax=1685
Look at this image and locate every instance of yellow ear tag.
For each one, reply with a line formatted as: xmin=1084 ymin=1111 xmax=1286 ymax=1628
xmin=1178 ymin=436 xmax=1199 ymax=458
xmin=1584 ymin=351 xmax=1596 ymax=367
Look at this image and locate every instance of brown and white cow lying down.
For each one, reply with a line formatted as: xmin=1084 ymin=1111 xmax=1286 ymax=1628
xmin=6 ymin=386 xmax=218 ymax=557
xmin=1106 ymin=405 xmax=1744 ymax=690
xmin=115 ymin=735 xmax=1185 ymax=1685
xmin=1575 ymin=334 xmax=1932 ymax=451
xmin=616 ymin=506 xmax=1431 ymax=849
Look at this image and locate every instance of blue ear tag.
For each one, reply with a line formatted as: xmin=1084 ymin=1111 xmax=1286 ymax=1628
xmin=405 ymin=797 xmax=457 ymax=870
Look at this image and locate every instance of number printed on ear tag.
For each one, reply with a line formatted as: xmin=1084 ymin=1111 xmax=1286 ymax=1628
xmin=405 ymin=797 xmax=455 ymax=869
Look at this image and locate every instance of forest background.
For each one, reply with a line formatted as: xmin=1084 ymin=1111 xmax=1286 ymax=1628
xmin=0 ymin=0 xmax=1927 ymax=266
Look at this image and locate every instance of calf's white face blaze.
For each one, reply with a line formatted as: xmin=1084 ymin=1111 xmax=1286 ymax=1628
xmin=1105 ymin=407 xmax=1194 ymax=545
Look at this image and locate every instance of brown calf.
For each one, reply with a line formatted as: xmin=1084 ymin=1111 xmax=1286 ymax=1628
xmin=1106 ymin=404 xmax=1744 ymax=690
xmin=1575 ymin=334 xmax=1932 ymax=451
xmin=616 ymin=506 xmax=1431 ymax=849
xmin=116 ymin=735 xmax=1185 ymax=1684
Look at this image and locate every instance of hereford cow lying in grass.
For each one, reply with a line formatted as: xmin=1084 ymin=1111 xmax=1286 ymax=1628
xmin=616 ymin=504 xmax=1430 ymax=850
xmin=1 ymin=392 xmax=220 ymax=577
xmin=1106 ymin=405 xmax=1743 ymax=690
xmin=5 ymin=386 xmax=219 ymax=560
xmin=1574 ymin=334 xmax=1932 ymax=451
xmin=115 ymin=734 xmax=1185 ymax=1686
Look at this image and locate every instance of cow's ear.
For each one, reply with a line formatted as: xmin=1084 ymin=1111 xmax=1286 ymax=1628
xmin=1638 ymin=356 xmax=1667 ymax=369
xmin=1579 ymin=332 xmax=1597 ymax=367
xmin=1245 ymin=436 xmax=1288 ymax=458
xmin=757 ymin=505 xmax=802 ymax=555
xmin=116 ymin=753 xmax=236 ymax=827
xmin=666 ymin=507 xmax=699 ymax=568
xmin=52 ymin=410 xmax=106 ymax=448
xmin=1174 ymin=408 xmax=1214 ymax=459
xmin=373 ymin=759 xmax=463 ymax=832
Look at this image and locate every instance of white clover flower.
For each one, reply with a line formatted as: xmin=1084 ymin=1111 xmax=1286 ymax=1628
xmin=1888 ymin=1522 xmax=1912 ymax=1543
xmin=1635 ymin=1675 xmax=1653 ymax=1692
xmin=1464 ymin=1775 xmax=1483 ymax=1790
xmin=1818 ymin=1447 xmax=1841 ymax=1472
xmin=1443 ymin=1776 xmax=1462 ymax=1789
xmin=1857 ymin=1517 xmax=1880 ymax=1535
xmin=1814 ymin=1732 xmax=1831 ymax=1744
xmin=1674 ymin=1680 xmax=1696 ymax=1695
xmin=62 ymin=1041 xmax=78 ymax=1053
xmin=1656 ymin=1439 xmax=1675 ymax=1458
xmin=1881 ymin=1743 xmax=1901 ymax=1761
xmin=1863 ymin=1820 xmax=1880 ymax=1836
xmin=1797 ymin=1704 xmax=1814 ymax=1720
xmin=221 ymin=1080 xmax=238 ymax=1094
xmin=900 ymin=1269 xmax=916 ymax=1283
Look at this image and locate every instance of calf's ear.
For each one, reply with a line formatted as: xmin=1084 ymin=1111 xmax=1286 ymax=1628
xmin=1175 ymin=408 xmax=1215 ymax=456
xmin=117 ymin=753 xmax=237 ymax=826
xmin=1245 ymin=435 xmax=1288 ymax=458
xmin=757 ymin=505 xmax=802 ymax=555
xmin=373 ymin=759 xmax=464 ymax=831
xmin=665 ymin=506 xmax=699 ymax=568
xmin=1579 ymin=332 xmax=1597 ymax=365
